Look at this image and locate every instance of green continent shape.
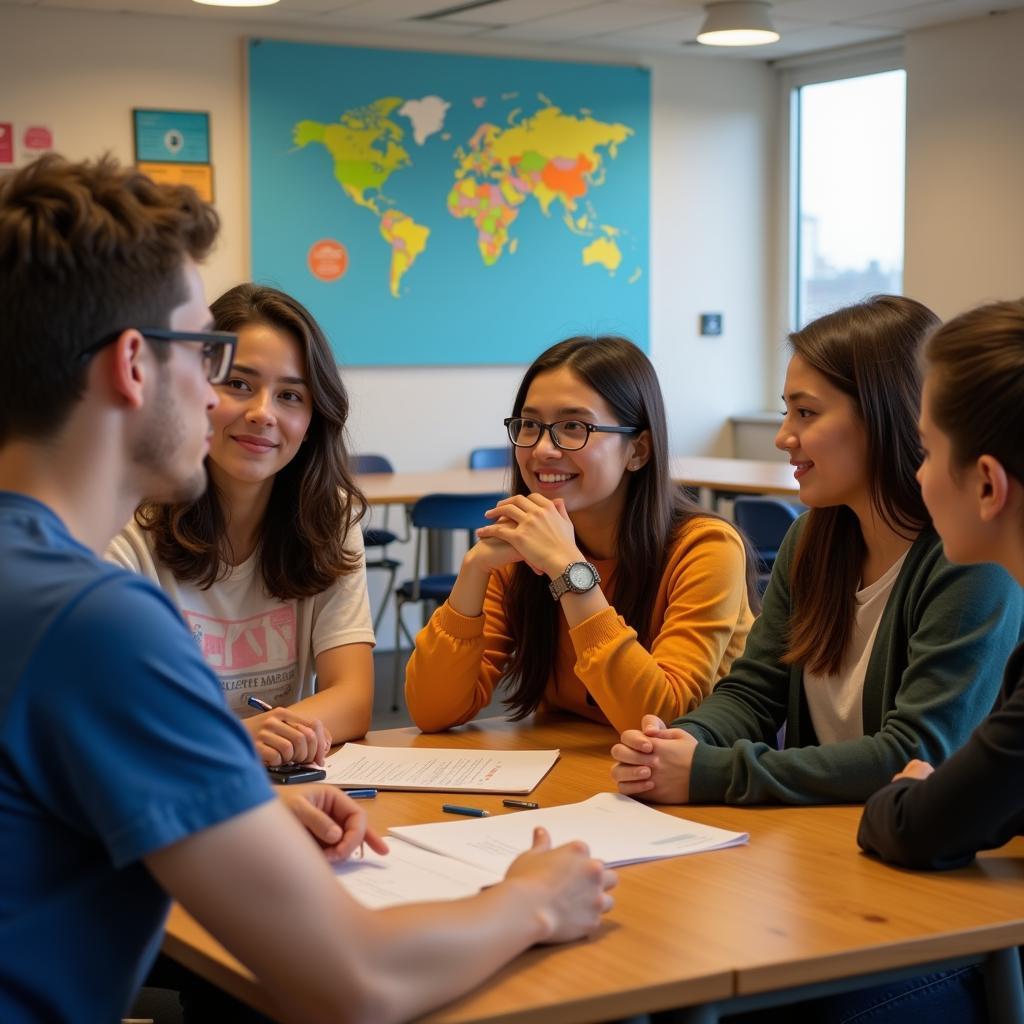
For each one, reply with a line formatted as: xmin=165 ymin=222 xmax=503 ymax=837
xmin=294 ymin=97 xmax=411 ymax=214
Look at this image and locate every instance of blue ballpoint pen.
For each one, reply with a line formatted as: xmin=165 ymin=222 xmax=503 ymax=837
xmin=345 ymin=789 xmax=378 ymax=799
xmin=442 ymin=803 xmax=490 ymax=817
xmin=247 ymin=695 xmax=273 ymax=712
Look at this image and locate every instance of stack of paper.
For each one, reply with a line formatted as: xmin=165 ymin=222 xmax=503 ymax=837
xmin=323 ymin=744 xmax=559 ymax=794
xmin=335 ymin=793 xmax=748 ymax=909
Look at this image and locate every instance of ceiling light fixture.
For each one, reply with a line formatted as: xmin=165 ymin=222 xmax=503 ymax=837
xmin=696 ymin=1 xmax=779 ymax=47
xmin=191 ymin=0 xmax=281 ymax=8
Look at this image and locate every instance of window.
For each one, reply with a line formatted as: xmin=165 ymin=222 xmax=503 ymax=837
xmin=793 ymin=69 xmax=906 ymax=328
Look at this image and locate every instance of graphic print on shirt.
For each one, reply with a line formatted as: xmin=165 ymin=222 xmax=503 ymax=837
xmin=183 ymin=604 xmax=299 ymax=712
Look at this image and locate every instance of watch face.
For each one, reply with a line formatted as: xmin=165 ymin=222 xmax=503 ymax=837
xmin=567 ymin=562 xmax=596 ymax=590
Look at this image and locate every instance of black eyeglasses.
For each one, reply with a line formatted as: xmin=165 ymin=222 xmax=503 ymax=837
xmin=504 ymin=416 xmax=639 ymax=452
xmin=79 ymin=328 xmax=237 ymax=384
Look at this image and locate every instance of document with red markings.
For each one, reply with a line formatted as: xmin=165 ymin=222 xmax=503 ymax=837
xmin=323 ymin=744 xmax=559 ymax=794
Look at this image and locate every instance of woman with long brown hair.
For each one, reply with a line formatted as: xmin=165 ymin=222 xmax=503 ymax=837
xmin=109 ymin=283 xmax=374 ymax=766
xmin=612 ymin=295 xmax=1023 ymax=806
xmin=405 ymin=335 xmax=758 ymax=735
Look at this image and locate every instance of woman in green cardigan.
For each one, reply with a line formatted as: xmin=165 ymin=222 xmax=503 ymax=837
xmin=611 ymin=295 xmax=1024 ymax=807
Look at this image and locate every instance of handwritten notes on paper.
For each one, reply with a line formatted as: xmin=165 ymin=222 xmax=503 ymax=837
xmin=323 ymin=744 xmax=560 ymax=794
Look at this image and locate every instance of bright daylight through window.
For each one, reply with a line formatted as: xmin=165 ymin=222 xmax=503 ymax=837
xmin=794 ymin=69 xmax=906 ymax=328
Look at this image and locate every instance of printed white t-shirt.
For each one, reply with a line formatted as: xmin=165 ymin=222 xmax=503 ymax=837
xmin=804 ymin=551 xmax=908 ymax=745
xmin=107 ymin=519 xmax=375 ymax=717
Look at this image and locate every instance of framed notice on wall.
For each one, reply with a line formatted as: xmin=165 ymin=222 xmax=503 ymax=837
xmin=133 ymin=108 xmax=214 ymax=201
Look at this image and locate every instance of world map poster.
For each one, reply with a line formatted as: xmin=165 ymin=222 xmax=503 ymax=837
xmin=249 ymin=39 xmax=650 ymax=366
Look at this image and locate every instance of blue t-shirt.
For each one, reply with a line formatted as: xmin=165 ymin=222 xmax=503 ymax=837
xmin=0 ymin=493 xmax=274 ymax=1023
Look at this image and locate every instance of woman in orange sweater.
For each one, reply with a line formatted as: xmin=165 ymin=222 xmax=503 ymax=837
xmin=405 ymin=335 xmax=759 ymax=735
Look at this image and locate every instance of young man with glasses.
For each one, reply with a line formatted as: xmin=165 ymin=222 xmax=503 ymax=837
xmin=0 ymin=154 xmax=615 ymax=1024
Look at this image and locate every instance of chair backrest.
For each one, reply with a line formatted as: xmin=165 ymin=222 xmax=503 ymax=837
xmin=733 ymin=497 xmax=801 ymax=561
xmin=468 ymin=446 xmax=513 ymax=470
xmin=352 ymin=453 xmax=394 ymax=474
xmin=410 ymin=492 xmax=506 ymax=532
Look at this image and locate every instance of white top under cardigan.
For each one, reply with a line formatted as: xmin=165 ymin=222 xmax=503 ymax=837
xmin=804 ymin=552 xmax=908 ymax=745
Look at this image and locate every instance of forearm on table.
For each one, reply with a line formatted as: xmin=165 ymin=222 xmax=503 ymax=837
xmin=355 ymin=880 xmax=549 ymax=1022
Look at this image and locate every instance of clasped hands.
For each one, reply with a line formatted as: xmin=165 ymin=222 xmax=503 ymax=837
xmin=473 ymin=494 xmax=582 ymax=579
xmin=611 ymin=714 xmax=698 ymax=804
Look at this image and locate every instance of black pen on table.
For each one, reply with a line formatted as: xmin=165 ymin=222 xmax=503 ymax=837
xmin=502 ymin=799 xmax=539 ymax=810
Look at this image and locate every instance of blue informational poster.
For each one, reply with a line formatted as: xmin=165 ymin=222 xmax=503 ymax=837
xmin=133 ymin=109 xmax=210 ymax=164
xmin=248 ymin=39 xmax=650 ymax=366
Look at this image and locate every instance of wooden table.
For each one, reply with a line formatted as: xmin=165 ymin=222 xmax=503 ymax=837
xmin=355 ymin=455 xmax=799 ymax=508
xmin=163 ymin=716 xmax=1024 ymax=1023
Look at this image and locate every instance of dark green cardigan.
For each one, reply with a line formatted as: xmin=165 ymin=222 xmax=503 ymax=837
xmin=673 ymin=519 xmax=1024 ymax=805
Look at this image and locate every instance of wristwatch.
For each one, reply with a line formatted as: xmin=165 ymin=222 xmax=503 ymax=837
xmin=549 ymin=560 xmax=601 ymax=601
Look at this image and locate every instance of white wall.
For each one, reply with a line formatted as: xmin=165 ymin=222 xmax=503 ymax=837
xmin=1 ymin=4 xmax=774 ymax=467
xmin=904 ymin=10 xmax=1024 ymax=318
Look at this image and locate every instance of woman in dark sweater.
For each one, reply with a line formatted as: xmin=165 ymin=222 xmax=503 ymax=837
xmin=859 ymin=299 xmax=1024 ymax=868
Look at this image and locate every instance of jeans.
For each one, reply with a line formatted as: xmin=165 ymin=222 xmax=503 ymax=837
xmin=723 ymin=963 xmax=986 ymax=1023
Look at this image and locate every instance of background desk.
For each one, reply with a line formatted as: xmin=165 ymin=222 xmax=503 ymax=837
xmin=164 ymin=716 xmax=1024 ymax=1023
xmin=355 ymin=455 xmax=800 ymax=507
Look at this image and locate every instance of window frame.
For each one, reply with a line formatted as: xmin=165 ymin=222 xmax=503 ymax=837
xmin=769 ymin=42 xmax=905 ymax=402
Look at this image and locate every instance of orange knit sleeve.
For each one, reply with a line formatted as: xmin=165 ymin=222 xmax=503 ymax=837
xmin=568 ymin=519 xmax=752 ymax=735
xmin=404 ymin=569 xmax=515 ymax=732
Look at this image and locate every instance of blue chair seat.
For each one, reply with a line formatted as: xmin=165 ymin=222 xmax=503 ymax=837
xmin=392 ymin=491 xmax=506 ymax=711
xmin=469 ymin=445 xmax=513 ymax=470
xmin=733 ymin=496 xmax=802 ymax=595
xmin=396 ymin=574 xmax=458 ymax=603
xmin=364 ymin=527 xmax=400 ymax=548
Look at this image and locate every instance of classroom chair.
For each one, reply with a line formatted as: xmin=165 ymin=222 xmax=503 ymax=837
xmin=468 ymin=445 xmax=514 ymax=470
xmin=352 ymin=453 xmax=408 ymax=634
xmin=391 ymin=491 xmax=505 ymax=711
xmin=733 ymin=495 xmax=802 ymax=594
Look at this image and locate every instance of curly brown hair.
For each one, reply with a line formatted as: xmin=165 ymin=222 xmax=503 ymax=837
xmin=0 ymin=153 xmax=218 ymax=444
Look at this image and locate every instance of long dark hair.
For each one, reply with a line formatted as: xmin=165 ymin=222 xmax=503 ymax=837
xmin=925 ymin=299 xmax=1024 ymax=486
xmin=784 ymin=295 xmax=939 ymax=675
xmin=137 ymin=283 xmax=366 ymax=599
xmin=502 ymin=335 xmax=759 ymax=719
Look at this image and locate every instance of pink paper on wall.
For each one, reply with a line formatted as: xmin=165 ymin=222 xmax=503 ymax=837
xmin=0 ymin=124 xmax=13 ymax=165
xmin=23 ymin=125 xmax=53 ymax=152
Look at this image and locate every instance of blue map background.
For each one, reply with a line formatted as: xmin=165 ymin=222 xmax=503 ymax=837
xmin=249 ymin=39 xmax=650 ymax=366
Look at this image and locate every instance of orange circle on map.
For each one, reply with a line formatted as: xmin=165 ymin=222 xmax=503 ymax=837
xmin=307 ymin=239 xmax=349 ymax=282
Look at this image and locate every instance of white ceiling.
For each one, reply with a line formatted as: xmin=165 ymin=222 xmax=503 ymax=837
xmin=4 ymin=0 xmax=1024 ymax=58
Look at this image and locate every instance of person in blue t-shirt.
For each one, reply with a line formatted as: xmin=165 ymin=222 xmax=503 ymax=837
xmin=0 ymin=153 xmax=616 ymax=1024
